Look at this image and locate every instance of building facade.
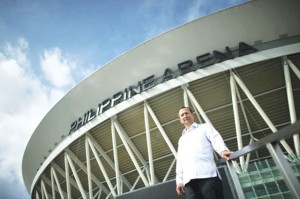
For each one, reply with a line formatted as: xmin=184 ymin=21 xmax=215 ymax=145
xmin=23 ymin=0 xmax=300 ymax=198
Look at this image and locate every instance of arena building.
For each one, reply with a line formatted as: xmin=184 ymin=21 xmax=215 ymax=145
xmin=23 ymin=0 xmax=300 ymax=198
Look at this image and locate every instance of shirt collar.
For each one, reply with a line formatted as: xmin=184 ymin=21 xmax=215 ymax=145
xmin=182 ymin=122 xmax=198 ymax=135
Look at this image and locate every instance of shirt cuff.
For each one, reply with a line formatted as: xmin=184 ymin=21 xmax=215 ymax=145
xmin=176 ymin=177 xmax=183 ymax=185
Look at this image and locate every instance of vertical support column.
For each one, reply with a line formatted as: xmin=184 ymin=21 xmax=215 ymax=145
xmin=285 ymin=58 xmax=300 ymax=157
xmin=111 ymin=119 xmax=121 ymax=194
xmin=144 ymin=102 xmax=155 ymax=185
xmin=182 ymin=85 xmax=189 ymax=107
xmin=230 ymin=72 xmax=245 ymax=170
xmin=85 ymin=136 xmax=93 ymax=199
xmin=64 ymin=154 xmax=71 ymax=199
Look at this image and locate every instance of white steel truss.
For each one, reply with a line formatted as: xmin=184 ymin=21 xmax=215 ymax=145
xmin=284 ymin=57 xmax=300 ymax=156
xmin=111 ymin=117 xmax=151 ymax=186
xmin=231 ymin=71 xmax=296 ymax=160
xmin=32 ymin=55 xmax=300 ymax=199
xmin=144 ymin=101 xmax=177 ymax=157
xmin=86 ymin=133 xmax=132 ymax=189
xmin=50 ymin=167 xmax=66 ymax=199
xmin=41 ymin=180 xmax=49 ymax=199
xmin=42 ymin=175 xmax=66 ymax=199
xmin=144 ymin=102 xmax=155 ymax=185
xmin=182 ymin=85 xmax=211 ymax=124
xmin=65 ymin=152 xmax=88 ymax=199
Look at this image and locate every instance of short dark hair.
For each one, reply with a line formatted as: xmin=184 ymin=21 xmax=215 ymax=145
xmin=179 ymin=106 xmax=194 ymax=114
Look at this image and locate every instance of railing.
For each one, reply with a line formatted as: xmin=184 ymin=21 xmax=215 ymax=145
xmin=220 ymin=120 xmax=300 ymax=199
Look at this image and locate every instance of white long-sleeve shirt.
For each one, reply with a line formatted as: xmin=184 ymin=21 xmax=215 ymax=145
xmin=176 ymin=122 xmax=229 ymax=185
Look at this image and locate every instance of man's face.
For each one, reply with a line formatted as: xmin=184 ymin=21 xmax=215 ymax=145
xmin=178 ymin=108 xmax=195 ymax=126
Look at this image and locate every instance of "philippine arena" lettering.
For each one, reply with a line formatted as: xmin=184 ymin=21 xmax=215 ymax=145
xmin=69 ymin=42 xmax=257 ymax=134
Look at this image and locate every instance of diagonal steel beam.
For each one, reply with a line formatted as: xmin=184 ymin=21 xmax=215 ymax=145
xmin=86 ymin=132 xmax=132 ymax=189
xmin=40 ymin=180 xmax=49 ymax=199
xmin=145 ymin=101 xmax=177 ymax=157
xmin=65 ymin=148 xmax=110 ymax=196
xmin=87 ymin=137 xmax=116 ymax=197
xmin=112 ymin=118 xmax=150 ymax=186
xmin=65 ymin=153 xmax=88 ymax=199
xmin=232 ymin=72 xmax=295 ymax=158
xmin=51 ymin=162 xmax=81 ymax=197
xmin=112 ymin=118 xmax=153 ymax=180
xmin=50 ymin=167 xmax=66 ymax=199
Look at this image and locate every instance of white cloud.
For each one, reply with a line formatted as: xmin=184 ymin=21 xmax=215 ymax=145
xmin=0 ymin=39 xmax=48 ymax=182
xmin=0 ymin=38 xmax=80 ymax=198
xmin=40 ymin=47 xmax=76 ymax=89
xmin=2 ymin=38 xmax=30 ymax=69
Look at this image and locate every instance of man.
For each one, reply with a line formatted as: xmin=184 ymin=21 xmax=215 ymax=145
xmin=176 ymin=107 xmax=232 ymax=199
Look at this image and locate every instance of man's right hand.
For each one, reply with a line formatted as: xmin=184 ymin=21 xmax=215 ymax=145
xmin=176 ymin=183 xmax=185 ymax=196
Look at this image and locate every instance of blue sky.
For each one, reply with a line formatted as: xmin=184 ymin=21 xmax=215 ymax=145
xmin=0 ymin=0 xmax=248 ymax=198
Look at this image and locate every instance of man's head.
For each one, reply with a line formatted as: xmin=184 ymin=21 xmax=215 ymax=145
xmin=178 ymin=107 xmax=195 ymax=128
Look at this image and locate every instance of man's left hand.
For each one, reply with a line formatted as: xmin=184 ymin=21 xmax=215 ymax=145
xmin=221 ymin=150 xmax=233 ymax=160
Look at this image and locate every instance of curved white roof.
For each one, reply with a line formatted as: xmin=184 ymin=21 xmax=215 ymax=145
xmin=23 ymin=0 xmax=300 ymax=194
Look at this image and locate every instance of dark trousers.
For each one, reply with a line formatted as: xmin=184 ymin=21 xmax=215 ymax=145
xmin=184 ymin=177 xmax=224 ymax=199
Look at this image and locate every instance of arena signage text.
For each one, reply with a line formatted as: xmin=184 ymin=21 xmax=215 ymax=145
xmin=69 ymin=42 xmax=257 ymax=134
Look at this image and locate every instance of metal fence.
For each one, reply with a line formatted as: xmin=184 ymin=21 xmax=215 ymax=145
xmin=220 ymin=120 xmax=300 ymax=199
